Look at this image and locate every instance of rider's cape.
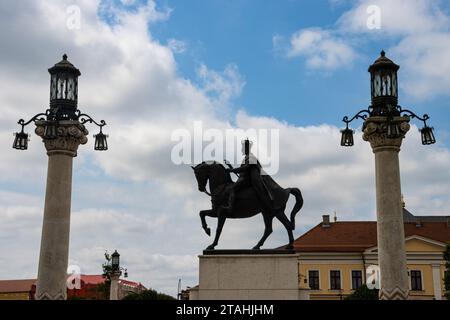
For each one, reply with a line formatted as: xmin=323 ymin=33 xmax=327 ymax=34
xmin=245 ymin=154 xmax=285 ymax=210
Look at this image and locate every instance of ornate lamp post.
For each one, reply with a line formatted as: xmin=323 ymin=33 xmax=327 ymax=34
xmin=13 ymin=54 xmax=108 ymax=300
xmin=340 ymin=51 xmax=436 ymax=300
xmin=103 ymin=250 xmax=128 ymax=300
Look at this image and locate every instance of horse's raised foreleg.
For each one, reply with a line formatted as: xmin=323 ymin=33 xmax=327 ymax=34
xmin=206 ymin=210 xmax=226 ymax=250
xmin=276 ymin=211 xmax=294 ymax=249
xmin=199 ymin=209 xmax=216 ymax=236
xmin=253 ymin=213 xmax=274 ymax=250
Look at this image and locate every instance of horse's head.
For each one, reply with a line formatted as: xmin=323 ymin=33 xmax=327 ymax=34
xmin=192 ymin=161 xmax=232 ymax=193
xmin=192 ymin=162 xmax=209 ymax=192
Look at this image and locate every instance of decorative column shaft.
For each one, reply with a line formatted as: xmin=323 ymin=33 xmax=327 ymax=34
xmin=110 ymin=272 xmax=121 ymax=300
xmin=35 ymin=120 xmax=88 ymax=300
xmin=363 ymin=116 xmax=410 ymax=300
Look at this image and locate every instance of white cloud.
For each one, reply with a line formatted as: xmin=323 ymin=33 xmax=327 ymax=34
xmin=391 ymin=33 xmax=450 ymax=98
xmin=286 ymin=27 xmax=357 ymax=70
xmin=337 ymin=0 xmax=450 ymax=35
xmin=279 ymin=0 xmax=450 ymax=98
xmin=167 ymin=38 xmax=187 ymax=54
xmin=197 ymin=63 xmax=246 ymax=106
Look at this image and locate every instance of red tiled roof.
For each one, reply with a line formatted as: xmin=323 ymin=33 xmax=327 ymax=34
xmin=294 ymin=221 xmax=450 ymax=252
xmin=78 ymin=275 xmax=144 ymax=288
xmin=0 ymin=275 xmax=144 ymax=293
xmin=0 ymin=279 xmax=35 ymax=293
xmin=80 ymin=275 xmax=106 ymax=285
xmin=119 ymin=279 xmax=145 ymax=288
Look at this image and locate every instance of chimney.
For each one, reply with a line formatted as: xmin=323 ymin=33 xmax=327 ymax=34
xmin=322 ymin=215 xmax=331 ymax=228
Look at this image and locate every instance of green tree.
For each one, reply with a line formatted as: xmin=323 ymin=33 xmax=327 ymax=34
xmin=121 ymin=289 xmax=176 ymax=300
xmin=444 ymin=244 xmax=450 ymax=300
xmin=93 ymin=281 xmax=111 ymax=300
xmin=345 ymin=284 xmax=379 ymax=300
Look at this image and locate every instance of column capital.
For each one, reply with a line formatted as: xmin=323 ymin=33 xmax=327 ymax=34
xmin=109 ymin=270 xmax=122 ymax=280
xmin=35 ymin=120 xmax=88 ymax=157
xmin=363 ymin=116 xmax=410 ymax=152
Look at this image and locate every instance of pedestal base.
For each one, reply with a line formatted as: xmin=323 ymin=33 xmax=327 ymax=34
xmin=190 ymin=250 xmax=309 ymax=300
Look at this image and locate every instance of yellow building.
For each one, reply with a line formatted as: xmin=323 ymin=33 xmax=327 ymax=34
xmin=0 ymin=279 xmax=35 ymax=300
xmin=294 ymin=210 xmax=450 ymax=300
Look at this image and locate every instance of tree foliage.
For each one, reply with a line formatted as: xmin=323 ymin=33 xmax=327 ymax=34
xmin=121 ymin=289 xmax=176 ymax=300
xmin=345 ymin=284 xmax=379 ymax=300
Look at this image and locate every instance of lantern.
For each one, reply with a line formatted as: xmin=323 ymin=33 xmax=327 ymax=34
xmin=13 ymin=129 xmax=29 ymax=150
xmin=111 ymin=250 xmax=120 ymax=271
xmin=94 ymin=129 xmax=108 ymax=151
xmin=368 ymin=50 xmax=400 ymax=115
xmin=340 ymin=127 xmax=354 ymax=147
xmin=48 ymin=54 xmax=81 ymax=120
xmin=420 ymin=125 xmax=436 ymax=145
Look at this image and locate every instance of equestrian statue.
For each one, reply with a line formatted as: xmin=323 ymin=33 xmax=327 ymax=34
xmin=192 ymin=139 xmax=303 ymax=250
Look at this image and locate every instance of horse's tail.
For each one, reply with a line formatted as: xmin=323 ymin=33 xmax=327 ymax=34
xmin=288 ymin=188 xmax=303 ymax=230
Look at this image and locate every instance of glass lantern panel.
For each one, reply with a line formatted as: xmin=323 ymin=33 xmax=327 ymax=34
xmin=381 ymin=74 xmax=391 ymax=96
xmin=374 ymin=74 xmax=381 ymax=97
xmin=57 ymin=76 xmax=67 ymax=99
xmin=391 ymin=72 xmax=397 ymax=97
xmin=50 ymin=74 xmax=57 ymax=99
xmin=67 ymin=76 xmax=75 ymax=100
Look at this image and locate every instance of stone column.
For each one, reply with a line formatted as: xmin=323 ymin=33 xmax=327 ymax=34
xmin=109 ymin=272 xmax=121 ymax=300
xmin=34 ymin=120 xmax=88 ymax=300
xmin=432 ymin=264 xmax=443 ymax=300
xmin=363 ymin=116 xmax=410 ymax=300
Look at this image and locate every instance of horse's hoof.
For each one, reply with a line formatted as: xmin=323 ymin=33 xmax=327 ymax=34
xmin=286 ymin=244 xmax=294 ymax=250
xmin=252 ymin=246 xmax=261 ymax=250
xmin=206 ymin=228 xmax=211 ymax=236
xmin=206 ymin=245 xmax=215 ymax=250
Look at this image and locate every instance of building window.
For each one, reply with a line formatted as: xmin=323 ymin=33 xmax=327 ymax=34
xmin=410 ymin=270 xmax=422 ymax=291
xmin=308 ymin=270 xmax=320 ymax=290
xmin=330 ymin=270 xmax=341 ymax=290
xmin=351 ymin=270 xmax=363 ymax=290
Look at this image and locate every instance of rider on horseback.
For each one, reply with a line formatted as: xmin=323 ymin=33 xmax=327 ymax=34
xmin=223 ymin=139 xmax=273 ymax=212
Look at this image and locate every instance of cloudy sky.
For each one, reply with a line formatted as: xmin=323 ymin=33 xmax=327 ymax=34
xmin=0 ymin=0 xmax=449 ymax=296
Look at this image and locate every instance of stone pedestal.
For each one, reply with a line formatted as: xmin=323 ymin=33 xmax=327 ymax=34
xmin=191 ymin=250 xmax=309 ymax=300
xmin=34 ymin=121 xmax=88 ymax=300
xmin=363 ymin=116 xmax=410 ymax=300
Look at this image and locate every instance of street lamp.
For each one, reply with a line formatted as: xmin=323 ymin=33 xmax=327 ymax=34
xmin=13 ymin=54 xmax=108 ymax=151
xmin=13 ymin=54 xmax=108 ymax=300
xmin=340 ymin=51 xmax=436 ymax=300
xmin=340 ymin=50 xmax=435 ymax=147
xmin=104 ymin=250 xmax=128 ymax=300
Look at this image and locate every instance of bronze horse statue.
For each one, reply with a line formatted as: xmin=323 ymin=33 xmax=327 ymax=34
xmin=192 ymin=161 xmax=303 ymax=250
